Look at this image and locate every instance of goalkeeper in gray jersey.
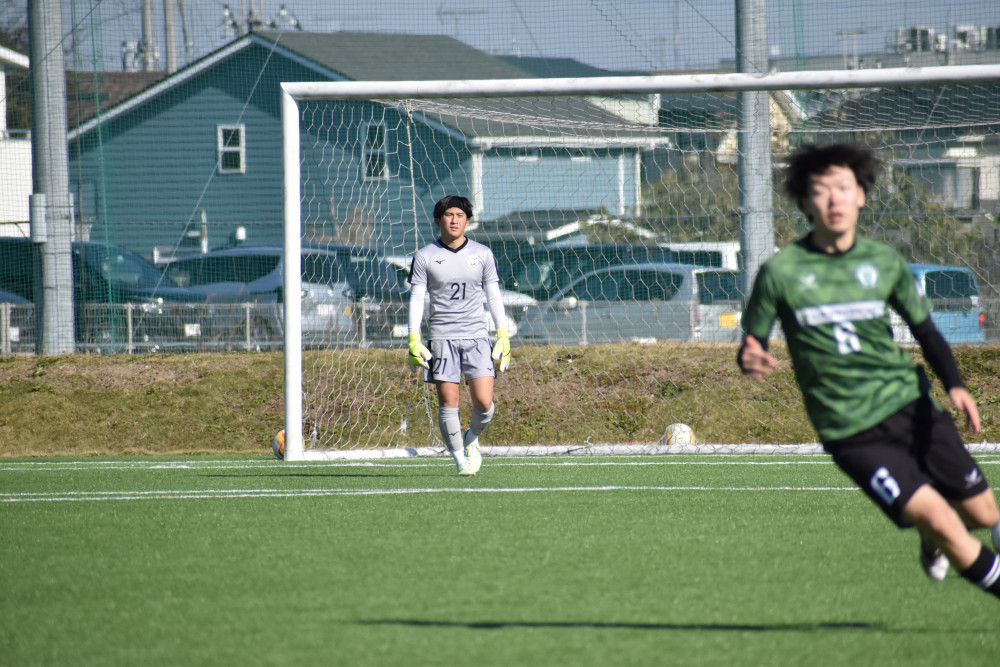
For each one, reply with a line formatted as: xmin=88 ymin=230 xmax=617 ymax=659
xmin=407 ymin=195 xmax=511 ymax=476
xmin=739 ymin=143 xmax=1000 ymax=602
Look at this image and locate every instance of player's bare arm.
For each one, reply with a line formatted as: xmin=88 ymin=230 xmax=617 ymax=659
xmin=948 ymin=386 xmax=981 ymax=434
xmin=738 ymin=334 xmax=778 ymax=382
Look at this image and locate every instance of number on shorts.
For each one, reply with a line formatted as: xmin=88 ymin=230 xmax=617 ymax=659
xmin=870 ymin=466 xmax=901 ymax=506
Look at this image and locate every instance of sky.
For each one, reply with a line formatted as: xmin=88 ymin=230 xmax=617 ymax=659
xmin=59 ymin=0 xmax=1000 ymax=73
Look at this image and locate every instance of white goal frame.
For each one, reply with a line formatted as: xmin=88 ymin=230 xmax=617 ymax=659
xmin=280 ymin=63 xmax=1000 ymax=461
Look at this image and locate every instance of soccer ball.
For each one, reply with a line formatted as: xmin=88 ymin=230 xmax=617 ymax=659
xmin=663 ymin=422 xmax=696 ymax=447
xmin=271 ymin=429 xmax=285 ymax=459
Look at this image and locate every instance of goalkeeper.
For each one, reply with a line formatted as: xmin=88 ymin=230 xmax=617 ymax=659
xmin=406 ymin=195 xmax=511 ymax=476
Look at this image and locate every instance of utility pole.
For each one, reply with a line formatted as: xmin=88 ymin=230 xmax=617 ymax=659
xmin=164 ymin=0 xmax=179 ymax=73
xmin=735 ymin=0 xmax=774 ymax=305
xmin=29 ymin=0 xmax=75 ymax=353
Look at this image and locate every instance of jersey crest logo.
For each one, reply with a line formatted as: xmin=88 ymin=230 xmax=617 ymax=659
xmin=466 ymin=256 xmax=481 ymax=268
xmin=799 ymin=273 xmax=816 ymax=289
xmin=855 ymin=263 xmax=878 ymax=289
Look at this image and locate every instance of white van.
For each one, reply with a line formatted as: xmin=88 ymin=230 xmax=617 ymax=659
xmin=517 ymin=263 xmax=743 ymax=345
xmin=657 ymin=242 xmax=741 ymax=271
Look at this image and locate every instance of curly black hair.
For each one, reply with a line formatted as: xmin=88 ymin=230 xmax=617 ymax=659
xmin=783 ymin=143 xmax=882 ymax=203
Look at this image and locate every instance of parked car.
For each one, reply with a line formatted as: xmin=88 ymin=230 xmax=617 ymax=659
xmin=163 ymin=244 xmax=409 ymax=346
xmin=0 ymin=237 xmax=221 ymax=352
xmin=656 ymin=241 xmax=742 ymax=270
xmin=503 ymin=243 xmax=675 ymax=301
xmin=383 ymin=254 xmax=533 ymax=337
xmin=164 ymin=245 xmax=351 ymax=346
xmin=312 ymin=244 xmax=410 ymax=344
xmin=517 ymin=263 xmax=743 ymax=345
xmin=891 ymin=263 xmax=985 ymax=345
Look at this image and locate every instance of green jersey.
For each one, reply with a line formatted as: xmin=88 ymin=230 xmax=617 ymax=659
xmin=743 ymin=235 xmax=933 ymax=441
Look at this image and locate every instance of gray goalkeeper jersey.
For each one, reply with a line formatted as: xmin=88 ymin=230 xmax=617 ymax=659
xmin=408 ymin=238 xmax=501 ymax=340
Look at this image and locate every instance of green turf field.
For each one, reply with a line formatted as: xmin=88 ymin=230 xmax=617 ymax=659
xmin=2 ymin=454 xmax=998 ymax=666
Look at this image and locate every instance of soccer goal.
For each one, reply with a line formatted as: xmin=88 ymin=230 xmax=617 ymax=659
xmin=280 ymin=64 xmax=1000 ymax=460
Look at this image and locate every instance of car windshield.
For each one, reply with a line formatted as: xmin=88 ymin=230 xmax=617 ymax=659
xmin=165 ymin=255 xmax=282 ymax=286
xmin=302 ymin=254 xmax=347 ymax=284
xmin=566 ymin=269 xmax=684 ymax=301
xmin=337 ymin=253 xmax=398 ymax=296
xmin=696 ymin=271 xmax=741 ymax=305
xmin=80 ymin=245 xmax=166 ymax=288
xmin=513 ymin=245 xmax=669 ymax=296
xmin=923 ymin=270 xmax=977 ymax=300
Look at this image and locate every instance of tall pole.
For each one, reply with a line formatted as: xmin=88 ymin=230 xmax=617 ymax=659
xmin=735 ymin=0 xmax=774 ymax=304
xmin=29 ymin=0 xmax=75 ymax=354
xmin=164 ymin=0 xmax=179 ymax=73
xmin=142 ymin=0 xmax=156 ymax=70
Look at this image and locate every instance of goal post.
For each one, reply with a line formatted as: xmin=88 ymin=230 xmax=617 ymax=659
xmin=281 ymin=88 xmax=304 ymax=461
xmin=281 ymin=64 xmax=1000 ymax=461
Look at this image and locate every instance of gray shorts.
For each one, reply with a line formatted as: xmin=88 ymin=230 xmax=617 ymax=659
xmin=424 ymin=338 xmax=495 ymax=384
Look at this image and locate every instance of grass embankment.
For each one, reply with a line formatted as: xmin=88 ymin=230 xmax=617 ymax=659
xmin=3 ymin=344 xmax=1000 ymax=457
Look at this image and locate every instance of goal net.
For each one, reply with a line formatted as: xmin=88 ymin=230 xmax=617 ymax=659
xmin=280 ymin=65 xmax=1000 ymax=460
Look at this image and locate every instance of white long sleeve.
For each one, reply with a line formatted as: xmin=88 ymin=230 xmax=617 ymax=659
xmin=484 ymin=281 xmax=507 ymax=332
xmin=408 ymin=282 xmax=426 ymax=335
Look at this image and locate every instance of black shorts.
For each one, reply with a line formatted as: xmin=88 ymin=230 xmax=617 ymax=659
xmin=823 ymin=394 xmax=989 ymax=528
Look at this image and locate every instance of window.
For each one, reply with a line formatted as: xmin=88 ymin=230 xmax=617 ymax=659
xmin=667 ymin=250 xmax=722 ymax=268
xmin=78 ymin=245 xmax=164 ymax=288
xmin=166 ymin=256 xmax=241 ymax=286
xmin=217 ymin=125 xmax=245 ymax=174
xmin=572 ymin=273 xmax=615 ymax=301
xmin=363 ymin=123 xmax=389 ymax=179
xmin=696 ymin=271 xmax=740 ymax=305
xmin=513 ymin=148 xmax=539 ymax=163
xmin=234 ymin=256 xmax=281 ymax=283
xmin=924 ymin=270 xmax=976 ymax=300
xmin=904 ymin=163 xmax=980 ymax=209
xmin=303 ymin=254 xmax=347 ymax=284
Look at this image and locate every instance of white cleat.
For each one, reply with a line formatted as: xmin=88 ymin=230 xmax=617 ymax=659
xmin=919 ymin=531 xmax=949 ymax=582
xmin=463 ymin=429 xmax=482 ymax=474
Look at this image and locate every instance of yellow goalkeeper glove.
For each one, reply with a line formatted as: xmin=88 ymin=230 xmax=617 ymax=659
xmin=408 ymin=332 xmax=432 ymax=369
xmin=491 ymin=327 xmax=511 ymax=372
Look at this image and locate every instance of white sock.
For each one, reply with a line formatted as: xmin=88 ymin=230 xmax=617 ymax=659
xmin=438 ymin=406 xmax=466 ymax=465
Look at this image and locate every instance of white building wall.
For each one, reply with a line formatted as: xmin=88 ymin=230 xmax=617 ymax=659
xmin=0 ymin=137 xmax=31 ymax=232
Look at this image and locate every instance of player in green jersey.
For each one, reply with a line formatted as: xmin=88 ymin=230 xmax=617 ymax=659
xmin=739 ymin=143 xmax=1000 ymax=600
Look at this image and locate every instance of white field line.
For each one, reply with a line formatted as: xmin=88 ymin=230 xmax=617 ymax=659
xmin=0 ymin=459 xmax=843 ymax=472
xmin=3 ymin=458 xmax=996 ymax=503
xmin=2 ymin=457 xmax=998 ymax=473
xmin=0 ymin=485 xmax=861 ymax=503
